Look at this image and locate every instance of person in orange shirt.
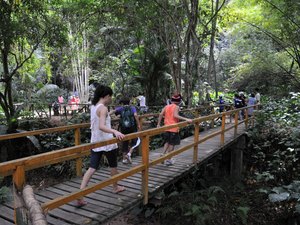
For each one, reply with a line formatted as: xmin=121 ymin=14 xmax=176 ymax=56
xmin=157 ymin=95 xmax=193 ymax=165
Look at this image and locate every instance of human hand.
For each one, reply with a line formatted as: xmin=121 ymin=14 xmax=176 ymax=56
xmin=114 ymin=130 xmax=125 ymax=140
xmin=186 ymin=119 xmax=193 ymax=124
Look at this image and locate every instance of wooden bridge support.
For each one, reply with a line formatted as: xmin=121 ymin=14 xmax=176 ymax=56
xmin=230 ymin=135 xmax=246 ymax=181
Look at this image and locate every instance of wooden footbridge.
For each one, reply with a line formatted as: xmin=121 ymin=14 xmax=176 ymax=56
xmin=0 ymin=105 xmax=257 ymax=225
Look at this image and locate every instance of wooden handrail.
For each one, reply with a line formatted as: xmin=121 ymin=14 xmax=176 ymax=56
xmin=0 ymin=103 xmax=232 ymax=142
xmin=0 ymin=105 xmax=258 ymax=177
xmin=0 ymin=104 xmax=259 ymax=217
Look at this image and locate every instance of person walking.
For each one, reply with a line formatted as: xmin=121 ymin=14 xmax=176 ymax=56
xmin=137 ymin=92 xmax=147 ymax=113
xmin=247 ymin=93 xmax=257 ymax=117
xmin=113 ymin=97 xmax=141 ymax=164
xmin=157 ymin=95 xmax=193 ymax=166
xmin=255 ymin=88 xmax=261 ymax=104
xmin=77 ymin=85 xmax=125 ymax=207
xmin=234 ymin=93 xmax=243 ymax=120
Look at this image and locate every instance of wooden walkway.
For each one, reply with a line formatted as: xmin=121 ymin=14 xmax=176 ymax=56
xmin=0 ymin=123 xmax=246 ymax=225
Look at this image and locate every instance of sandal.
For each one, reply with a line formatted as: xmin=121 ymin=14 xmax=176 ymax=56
xmin=113 ymin=186 xmax=125 ymax=194
xmin=76 ymin=199 xmax=87 ymax=208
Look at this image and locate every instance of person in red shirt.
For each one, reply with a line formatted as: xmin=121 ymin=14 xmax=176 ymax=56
xmin=157 ymin=95 xmax=193 ymax=165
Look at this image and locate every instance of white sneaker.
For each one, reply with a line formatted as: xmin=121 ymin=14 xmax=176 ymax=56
xmin=122 ymin=159 xmax=128 ymax=164
xmin=164 ymin=159 xmax=173 ymax=166
xmin=170 ymin=158 xmax=175 ymax=164
xmin=126 ymin=154 xmax=132 ymax=164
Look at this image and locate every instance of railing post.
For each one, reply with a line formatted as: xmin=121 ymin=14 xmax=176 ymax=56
xmin=193 ymin=121 xmax=199 ymax=163
xmin=74 ymin=128 xmax=82 ymax=177
xmin=229 ymin=105 xmax=233 ymax=123
xmin=221 ymin=113 xmax=226 ymax=145
xmin=64 ymin=105 xmax=67 ymax=119
xmin=141 ymin=135 xmax=149 ymax=205
xmin=137 ymin=116 xmax=143 ymax=156
xmin=13 ymin=165 xmax=27 ymax=224
xmin=194 ymin=108 xmax=199 ymax=118
xmin=245 ymin=108 xmax=248 ymax=129
xmin=138 ymin=117 xmax=143 ymax=131
xmin=234 ymin=111 xmax=238 ymax=137
xmin=13 ymin=166 xmax=25 ymax=191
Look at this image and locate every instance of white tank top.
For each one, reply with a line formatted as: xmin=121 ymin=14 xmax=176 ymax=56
xmin=90 ymin=104 xmax=117 ymax=152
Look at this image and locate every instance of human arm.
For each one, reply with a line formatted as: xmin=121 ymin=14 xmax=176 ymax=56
xmin=174 ymin=106 xmax=193 ymax=123
xmin=134 ymin=113 xmax=141 ymax=130
xmin=109 ymin=109 xmax=116 ymax=116
xmin=157 ymin=107 xmax=166 ymax=127
xmin=97 ymin=105 xmax=125 ymax=140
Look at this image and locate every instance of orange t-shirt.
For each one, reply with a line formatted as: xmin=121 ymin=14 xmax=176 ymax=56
xmin=164 ymin=104 xmax=179 ymax=133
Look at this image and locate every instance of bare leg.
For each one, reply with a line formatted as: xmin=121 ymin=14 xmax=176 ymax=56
xmin=111 ymin=167 xmax=125 ymax=193
xmin=80 ymin=167 xmax=96 ymax=189
xmin=76 ymin=167 xmax=96 ymax=206
xmin=162 ymin=142 xmax=169 ymax=154
xmin=167 ymin=145 xmax=175 ymax=154
xmin=122 ymin=152 xmax=127 ymax=161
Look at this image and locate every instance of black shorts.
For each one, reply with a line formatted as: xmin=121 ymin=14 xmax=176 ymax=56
xmin=163 ymin=132 xmax=180 ymax=146
xmin=120 ymin=126 xmax=138 ymax=153
xmin=90 ymin=149 xmax=118 ymax=169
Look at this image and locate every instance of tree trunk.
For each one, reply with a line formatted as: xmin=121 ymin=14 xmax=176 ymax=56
xmin=1 ymin=42 xmax=17 ymax=133
xmin=207 ymin=0 xmax=219 ymax=99
xmin=23 ymin=185 xmax=47 ymax=225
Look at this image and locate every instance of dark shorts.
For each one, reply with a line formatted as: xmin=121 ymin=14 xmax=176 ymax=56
xmin=122 ymin=138 xmax=138 ymax=153
xmin=121 ymin=126 xmax=138 ymax=153
xmin=163 ymin=132 xmax=180 ymax=146
xmin=90 ymin=149 xmax=118 ymax=169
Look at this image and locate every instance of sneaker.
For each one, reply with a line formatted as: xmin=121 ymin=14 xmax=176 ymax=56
xmin=122 ymin=159 xmax=128 ymax=164
xmin=76 ymin=199 xmax=87 ymax=208
xmin=126 ymin=154 xmax=132 ymax=164
xmin=164 ymin=159 xmax=173 ymax=166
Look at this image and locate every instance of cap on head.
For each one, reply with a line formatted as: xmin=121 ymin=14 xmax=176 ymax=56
xmin=171 ymin=95 xmax=181 ymax=103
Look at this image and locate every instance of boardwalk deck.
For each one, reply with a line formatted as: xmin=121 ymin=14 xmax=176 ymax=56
xmin=0 ymin=123 xmax=246 ymax=225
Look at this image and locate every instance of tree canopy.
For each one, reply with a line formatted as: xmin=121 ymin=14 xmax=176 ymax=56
xmin=1 ymin=0 xmax=300 ymax=130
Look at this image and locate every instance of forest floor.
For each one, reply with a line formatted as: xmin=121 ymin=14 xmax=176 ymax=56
xmin=104 ymin=179 xmax=296 ymax=225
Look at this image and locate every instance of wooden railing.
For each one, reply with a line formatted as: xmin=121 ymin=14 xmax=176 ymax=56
xmin=0 ymin=104 xmax=223 ymax=178
xmin=0 ymin=105 xmax=258 ymax=218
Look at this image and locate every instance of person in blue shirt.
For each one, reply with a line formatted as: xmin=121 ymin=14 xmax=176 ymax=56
xmin=113 ymin=97 xmax=141 ymax=164
xmin=247 ymin=93 xmax=257 ymax=117
xmin=219 ymin=95 xmax=225 ymax=113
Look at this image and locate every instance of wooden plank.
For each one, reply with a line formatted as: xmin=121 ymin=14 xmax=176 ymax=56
xmin=35 ymin=195 xmax=95 ymax=225
xmin=0 ymin=205 xmax=14 ymax=223
xmin=46 ymin=215 xmax=73 ymax=225
xmin=45 ymin=184 xmax=128 ymax=209
xmin=0 ymin=217 xmax=14 ymax=225
xmin=64 ymin=178 xmax=140 ymax=199
xmin=64 ymin=180 xmax=137 ymax=202
xmin=35 ymin=191 xmax=106 ymax=221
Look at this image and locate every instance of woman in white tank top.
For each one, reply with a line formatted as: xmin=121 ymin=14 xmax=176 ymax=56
xmin=90 ymin=103 xmax=117 ymax=152
xmin=77 ymin=85 xmax=125 ymax=207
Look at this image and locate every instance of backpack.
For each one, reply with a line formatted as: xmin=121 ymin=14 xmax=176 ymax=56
xmin=234 ymin=98 xmax=243 ymax=108
xmin=120 ymin=106 xmax=136 ymax=129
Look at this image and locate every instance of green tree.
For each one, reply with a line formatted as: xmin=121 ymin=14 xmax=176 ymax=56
xmin=0 ymin=0 xmax=66 ymax=132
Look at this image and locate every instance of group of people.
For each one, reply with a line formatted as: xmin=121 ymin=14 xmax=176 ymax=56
xmin=52 ymin=94 xmax=81 ymax=116
xmin=232 ymin=88 xmax=260 ymax=119
xmin=76 ymin=85 xmax=192 ymax=207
